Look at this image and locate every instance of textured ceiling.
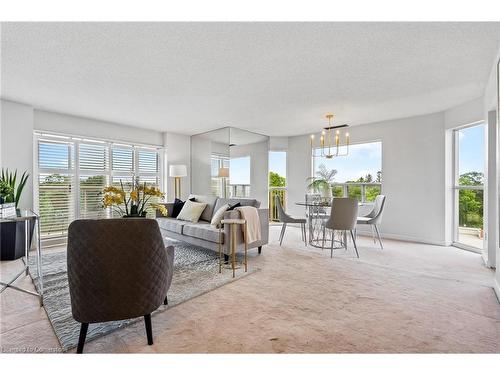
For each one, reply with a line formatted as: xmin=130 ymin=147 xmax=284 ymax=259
xmin=2 ymin=22 xmax=500 ymax=136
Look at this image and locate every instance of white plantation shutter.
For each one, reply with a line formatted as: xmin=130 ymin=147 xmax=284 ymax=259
xmin=35 ymin=132 xmax=163 ymax=242
xmin=37 ymin=138 xmax=75 ymax=239
xmin=112 ymin=146 xmax=134 ymax=172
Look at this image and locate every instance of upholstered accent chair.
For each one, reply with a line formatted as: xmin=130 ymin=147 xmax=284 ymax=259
xmin=67 ymin=219 xmax=174 ymax=353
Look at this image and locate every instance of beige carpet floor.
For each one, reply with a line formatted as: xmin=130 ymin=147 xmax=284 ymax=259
xmin=1 ymin=225 xmax=499 ymax=353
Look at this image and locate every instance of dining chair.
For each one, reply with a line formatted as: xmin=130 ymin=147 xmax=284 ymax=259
xmin=322 ymin=198 xmax=359 ymax=258
xmin=275 ymin=195 xmax=307 ymax=246
xmin=356 ymin=195 xmax=386 ymax=249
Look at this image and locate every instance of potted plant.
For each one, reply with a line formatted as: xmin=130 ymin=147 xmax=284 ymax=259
xmin=101 ymin=177 xmax=167 ymax=218
xmin=0 ymin=169 xmax=33 ymax=261
xmin=306 ymin=164 xmax=337 ymax=199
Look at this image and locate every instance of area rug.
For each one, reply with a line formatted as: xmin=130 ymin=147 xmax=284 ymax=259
xmin=28 ymin=240 xmax=257 ymax=351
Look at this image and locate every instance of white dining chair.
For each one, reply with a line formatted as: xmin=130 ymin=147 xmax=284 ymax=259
xmin=322 ymin=198 xmax=359 ymax=258
xmin=356 ymin=195 xmax=386 ymax=249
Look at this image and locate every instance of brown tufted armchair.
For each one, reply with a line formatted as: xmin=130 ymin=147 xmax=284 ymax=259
xmin=67 ymin=219 xmax=174 ymax=353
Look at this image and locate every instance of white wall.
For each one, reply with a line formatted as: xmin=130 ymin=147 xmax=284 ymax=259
xmin=0 ymin=100 xmax=34 ymax=209
xmin=164 ymin=132 xmax=191 ymax=202
xmin=190 ymin=135 xmax=213 ymax=195
xmin=287 ymin=112 xmax=448 ymax=245
xmin=34 ymin=109 xmax=163 ymax=146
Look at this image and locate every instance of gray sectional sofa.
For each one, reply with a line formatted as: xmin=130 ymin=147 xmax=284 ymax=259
xmin=156 ymin=194 xmax=269 ymax=255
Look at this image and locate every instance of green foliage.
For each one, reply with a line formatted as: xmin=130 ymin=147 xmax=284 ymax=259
xmin=307 ymin=164 xmax=337 ymax=193
xmin=458 ymin=171 xmax=484 ymax=229
xmin=269 ymin=171 xmax=286 ymax=187
xmin=0 ymin=168 xmax=30 ymax=208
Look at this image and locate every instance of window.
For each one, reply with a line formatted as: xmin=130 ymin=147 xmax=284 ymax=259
xmin=453 ymin=124 xmax=485 ymax=251
xmin=35 ymin=132 xmax=163 ymax=242
xmin=230 ymin=156 xmax=251 ymax=197
xmin=269 ymin=151 xmax=287 ymax=221
xmin=312 ymin=141 xmax=382 ymax=202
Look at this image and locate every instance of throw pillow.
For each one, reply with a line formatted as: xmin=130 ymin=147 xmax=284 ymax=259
xmin=227 ymin=202 xmax=241 ymax=211
xmin=210 ymin=203 xmax=230 ymax=228
xmin=171 ymin=197 xmax=195 ymax=218
xmin=176 ymin=200 xmax=208 ymax=223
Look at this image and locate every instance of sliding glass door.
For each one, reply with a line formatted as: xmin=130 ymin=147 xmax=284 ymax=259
xmin=453 ymin=124 xmax=485 ymax=252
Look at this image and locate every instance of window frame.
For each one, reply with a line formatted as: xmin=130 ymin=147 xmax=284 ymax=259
xmin=452 ymin=122 xmax=486 ymax=253
xmin=34 ymin=131 xmax=164 ymax=243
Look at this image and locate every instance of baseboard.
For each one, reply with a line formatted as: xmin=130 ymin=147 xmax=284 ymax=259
xmin=355 ymin=229 xmax=447 ymax=247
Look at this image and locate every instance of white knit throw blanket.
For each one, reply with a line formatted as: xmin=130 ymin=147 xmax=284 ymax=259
xmin=235 ymin=206 xmax=261 ymax=243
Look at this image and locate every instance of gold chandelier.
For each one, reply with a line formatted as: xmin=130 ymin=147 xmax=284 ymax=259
xmin=310 ymin=113 xmax=349 ymax=158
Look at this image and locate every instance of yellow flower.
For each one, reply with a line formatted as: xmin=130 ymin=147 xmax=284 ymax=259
xmin=152 ymin=204 xmax=168 ymax=217
xmin=130 ymin=190 xmax=138 ymax=202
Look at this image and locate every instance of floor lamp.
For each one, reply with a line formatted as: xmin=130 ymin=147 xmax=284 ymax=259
xmin=218 ymin=167 xmax=229 ymax=198
xmin=169 ymin=165 xmax=187 ymax=199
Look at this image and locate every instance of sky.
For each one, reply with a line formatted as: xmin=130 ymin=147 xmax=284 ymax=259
xmin=458 ymin=124 xmax=485 ymax=175
xmin=313 ymin=141 xmax=382 ymax=182
xmin=230 ymin=156 xmax=251 ymax=185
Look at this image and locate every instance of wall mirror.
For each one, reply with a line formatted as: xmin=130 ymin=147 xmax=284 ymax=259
xmin=190 ymin=127 xmax=269 ymax=206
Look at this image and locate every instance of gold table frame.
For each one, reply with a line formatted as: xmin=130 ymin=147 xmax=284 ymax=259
xmin=218 ymin=219 xmax=248 ymax=278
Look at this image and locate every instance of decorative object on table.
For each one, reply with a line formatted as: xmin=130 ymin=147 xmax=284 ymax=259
xmin=219 ymin=218 xmax=248 ymax=278
xmin=322 ymin=198 xmax=359 ymax=258
xmin=169 ymin=164 xmax=187 ymax=199
xmin=101 ymin=176 xmax=166 ymax=218
xmin=0 ymin=202 xmax=16 ymax=219
xmin=0 ymin=209 xmax=43 ymax=306
xmin=0 ymin=168 xmax=30 ymax=208
xmin=307 ymin=164 xmax=337 ymax=199
xmin=28 ymin=240 xmax=257 ymax=352
xmin=356 ymin=194 xmax=386 ymax=249
xmin=310 ymin=113 xmax=350 ymax=158
xmin=67 ymin=219 xmax=174 ymax=353
xmin=217 ymin=167 xmax=229 ymax=198
xmin=0 ymin=169 xmax=34 ymax=261
xmin=274 ymin=195 xmax=307 ymax=246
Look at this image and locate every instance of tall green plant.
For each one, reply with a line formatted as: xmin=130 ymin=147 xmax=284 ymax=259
xmin=306 ymin=164 xmax=337 ymax=193
xmin=0 ymin=168 xmax=29 ymax=208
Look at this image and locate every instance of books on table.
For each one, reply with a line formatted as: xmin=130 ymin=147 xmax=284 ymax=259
xmin=0 ymin=203 xmax=16 ymax=219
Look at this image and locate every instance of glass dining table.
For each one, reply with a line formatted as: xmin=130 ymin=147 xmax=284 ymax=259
xmin=295 ymin=200 xmax=368 ymax=249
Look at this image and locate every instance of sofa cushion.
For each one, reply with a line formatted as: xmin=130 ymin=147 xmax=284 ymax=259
xmin=188 ymin=194 xmax=218 ymax=222
xmin=176 ymin=200 xmax=207 ymax=223
xmin=214 ymin=198 xmax=260 ymax=213
xmin=182 ymin=222 xmax=222 ymax=243
xmin=156 ymin=217 xmax=185 ymax=234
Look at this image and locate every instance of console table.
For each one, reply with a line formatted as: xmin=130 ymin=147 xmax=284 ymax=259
xmin=0 ymin=210 xmax=44 ymax=306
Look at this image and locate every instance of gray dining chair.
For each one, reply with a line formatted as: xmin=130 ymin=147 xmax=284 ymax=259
xmin=356 ymin=195 xmax=386 ymax=249
xmin=275 ymin=195 xmax=307 ymax=246
xmin=322 ymin=198 xmax=359 ymax=258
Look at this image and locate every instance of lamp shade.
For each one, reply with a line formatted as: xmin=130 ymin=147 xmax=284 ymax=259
xmin=218 ymin=167 xmax=229 ymax=178
xmin=169 ymin=164 xmax=187 ymax=177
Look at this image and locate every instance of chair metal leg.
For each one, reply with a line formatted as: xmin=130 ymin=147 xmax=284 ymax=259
xmin=374 ymin=225 xmax=383 ymax=249
xmin=164 ymin=295 xmax=168 ymax=305
xmin=330 ymin=230 xmax=334 ymax=258
xmin=144 ymin=314 xmax=153 ymax=345
xmin=350 ymin=230 xmax=359 ymax=258
xmin=279 ymin=223 xmax=287 ymax=246
xmin=302 ymin=223 xmax=307 ymax=246
xmin=344 ymin=230 xmax=347 ymax=250
xmin=321 ymin=225 xmax=326 ymax=250
xmin=77 ymin=323 xmax=89 ymax=354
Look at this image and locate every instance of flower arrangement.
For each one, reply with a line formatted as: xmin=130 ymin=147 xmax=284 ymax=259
xmin=102 ymin=177 xmax=167 ymax=217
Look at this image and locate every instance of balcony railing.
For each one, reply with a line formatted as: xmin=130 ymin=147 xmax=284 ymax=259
xmin=331 ymin=182 xmax=382 ymax=203
xmin=269 ymin=187 xmax=286 ymax=221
